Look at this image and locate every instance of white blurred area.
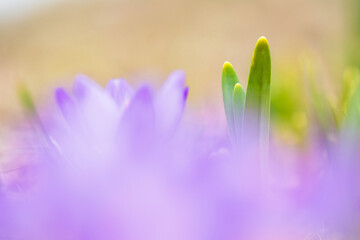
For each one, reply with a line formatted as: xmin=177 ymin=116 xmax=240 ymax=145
xmin=0 ymin=0 xmax=67 ymax=23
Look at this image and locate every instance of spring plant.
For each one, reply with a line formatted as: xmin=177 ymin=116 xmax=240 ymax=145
xmin=222 ymin=36 xmax=271 ymax=175
xmin=300 ymin=57 xmax=360 ymax=148
xmin=0 ymin=37 xmax=359 ymax=240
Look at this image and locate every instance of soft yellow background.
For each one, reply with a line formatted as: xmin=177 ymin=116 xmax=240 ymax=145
xmin=0 ymin=0 xmax=351 ymax=125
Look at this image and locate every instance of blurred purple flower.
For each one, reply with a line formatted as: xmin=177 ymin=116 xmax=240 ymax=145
xmin=0 ymin=71 xmax=360 ymax=240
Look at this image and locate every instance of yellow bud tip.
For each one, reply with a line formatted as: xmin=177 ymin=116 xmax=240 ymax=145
xmin=257 ymin=36 xmax=269 ymax=44
xmin=223 ymin=61 xmax=233 ymax=70
xmin=234 ymin=83 xmax=242 ymax=89
xmin=252 ymin=36 xmax=271 ymax=61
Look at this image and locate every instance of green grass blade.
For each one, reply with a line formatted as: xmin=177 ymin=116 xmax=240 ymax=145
xmin=341 ymin=67 xmax=360 ymax=143
xmin=222 ymin=61 xmax=240 ymax=141
xmin=233 ymin=83 xmax=245 ymax=145
xmin=243 ymin=36 xmax=271 ymax=148
xmin=301 ymin=55 xmax=337 ymax=140
xmin=341 ymin=67 xmax=360 ymax=122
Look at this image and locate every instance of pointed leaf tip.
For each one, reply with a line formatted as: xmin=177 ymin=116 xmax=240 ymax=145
xmin=252 ymin=37 xmax=270 ymax=66
xmin=233 ymin=83 xmax=245 ymax=100
xmin=222 ymin=61 xmax=239 ymax=90
xmin=223 ymin=61 xmax=233 ymax=70
xmin=234 ymin=83 xmax=242 ymax=90
xmin=257 ymin=36 xmax=269 ymax=46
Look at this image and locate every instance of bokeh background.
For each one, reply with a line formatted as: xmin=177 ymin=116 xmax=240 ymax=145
xmin=0 ymin=0 xmax=358 ymax=143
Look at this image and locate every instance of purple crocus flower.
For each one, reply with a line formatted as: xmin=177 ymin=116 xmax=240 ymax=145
xmin=1 ymin=71 xmax=214 ymax=240
xmin=1 ymin=69 xmax=360 ymax=240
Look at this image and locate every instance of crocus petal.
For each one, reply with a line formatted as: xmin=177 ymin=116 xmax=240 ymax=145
xmin=55 ymin=87 xmax=77 ymax=124
xmin=106 ymin=78 xmax=134 ymax=110
xmin=71 ymin=75 xmax=120 ymax=144
xmin=0 ymin=192 xmax=11 ymax=236
xmin=183 ymin=86 xmax=189 ymax=101
xmin=73 ymin=74 xmax=102 ymax=100
xmin=155 ymin=70 xmax=187 ymax=136
xmin=119 ymin=85 xmax=156 ymax=156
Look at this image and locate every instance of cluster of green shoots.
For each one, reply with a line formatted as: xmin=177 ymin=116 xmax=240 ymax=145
xmin=222 ymin=36 xmax=271 ymax=152
xmin=222 ymin=36 xmax=360 ymax=155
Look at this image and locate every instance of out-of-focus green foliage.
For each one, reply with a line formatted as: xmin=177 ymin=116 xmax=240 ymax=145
xmin=270 ymin=63 xmax=307 ymax=145
xmin=340 ymin=67 xmax=360 ymax=141
xmin=303 ymin=56 xmax=338 ymax=141
xmin=271 ymin=53 xmax=360 ymax=146
xmin=346 ymin=0 xmax=360 ymax=68
xmin=18 ymin=84 xmax=36 ymax=114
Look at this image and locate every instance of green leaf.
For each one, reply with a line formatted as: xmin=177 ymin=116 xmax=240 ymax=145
xmin=18 ymin=84 xmax=36 ymax=114
xmin=341 ymin=67 xmax=360 ymax=121
xmin=243 ymin=36 xmax=271 ymax=148
xmin=222 ymin=61 xmax=240 ymax=141
xmin=302 ymin=55 xmax=337 ymax=139
xmin=341 ymin=67 xmax=360 ymax=142
xmin=233 ymin=83 xmax=245 ymax=145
